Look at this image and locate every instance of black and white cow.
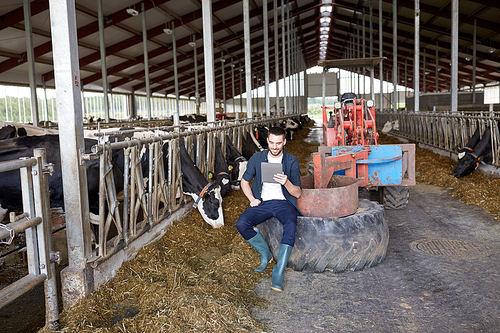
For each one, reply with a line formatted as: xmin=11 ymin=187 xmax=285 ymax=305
xmin=278 ymin=118 xmax=299 ymax=140
xmin=225 ymin=135 xmax=247 ymax=190
xmin=254 ymin=125 xmax=269 ymax=149
xmin=456 ymin=127 xmax=482 ymax=161
xmin=0 ymin=124 xmax=16 ymax=140
xmin=242 ymin=131 xmax=262 ymax=160
xmin=0 ymin=134 xmax=124 ymax=221
xmin=211 ymin=138 xmax=231 ymax=198
xmin=453 ymin=127 xmax=493 ymax=178
xmin=179 ymin=138 xmax=224 ymax=228
xmin=179 ymin=114 xmax=207 ymax=124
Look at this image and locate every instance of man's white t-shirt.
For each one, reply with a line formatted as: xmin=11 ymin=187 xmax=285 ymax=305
xmin=261 ymin=153 xmax=286 ymax=201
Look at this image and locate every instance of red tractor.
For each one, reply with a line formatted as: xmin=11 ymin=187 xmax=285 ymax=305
xmin=323 ymin=92 xmax=378 ymax=146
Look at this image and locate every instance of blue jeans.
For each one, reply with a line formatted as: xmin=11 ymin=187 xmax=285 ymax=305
xmin=236 ymin=200 xmax=298 ymax=247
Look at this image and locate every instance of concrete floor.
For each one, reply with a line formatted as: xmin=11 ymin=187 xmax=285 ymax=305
xmin=251 ymin=184 xmax=500 ymax=332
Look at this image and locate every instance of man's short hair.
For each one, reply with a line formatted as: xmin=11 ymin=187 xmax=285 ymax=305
xmin=268 ymin=126 xmax=286 ymax=139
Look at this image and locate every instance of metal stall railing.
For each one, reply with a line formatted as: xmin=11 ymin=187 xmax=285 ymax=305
xmin=377 ymin=112 xmax=500 ymax=167
xmin=86 ymin=115 xmax=293 ymax=267
xmin=0 ymin=149 xmax=60 ymax=330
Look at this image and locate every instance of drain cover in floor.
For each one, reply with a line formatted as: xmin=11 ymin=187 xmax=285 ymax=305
xmin=410 ymin=238 xmax=489 ymax=259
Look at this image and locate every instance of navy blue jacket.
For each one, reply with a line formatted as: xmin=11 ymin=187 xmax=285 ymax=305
xmin=242 ymin=149 xmax=301 ymax=208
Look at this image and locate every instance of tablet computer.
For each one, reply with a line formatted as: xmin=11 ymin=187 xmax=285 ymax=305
xmin=261 ymin=162 xmax=283 ymax=183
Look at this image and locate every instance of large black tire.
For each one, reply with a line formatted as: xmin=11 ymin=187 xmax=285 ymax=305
xmin=383 ymin=186 xmax=410 ymax=209
xmin=257 ymin=199 xmax=388 ymax=273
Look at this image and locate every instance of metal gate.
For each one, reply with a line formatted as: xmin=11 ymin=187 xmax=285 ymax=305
xmin=0 ymin=148 xmax=60 ymax=330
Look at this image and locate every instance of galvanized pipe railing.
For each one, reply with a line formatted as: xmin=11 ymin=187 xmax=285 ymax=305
xmin=377 ymin=112 xmax=500 ymax=167
xmin=88 ymin=115 xmax=295 ymax=265
xmin=0 ymin=149 xmax=60 ymax=330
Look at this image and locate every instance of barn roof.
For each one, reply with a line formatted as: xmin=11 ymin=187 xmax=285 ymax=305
xmin=0 ymin=0 xmax=499 ymax=99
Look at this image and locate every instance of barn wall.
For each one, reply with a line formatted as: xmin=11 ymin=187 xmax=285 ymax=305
xmin=405 ymin=91 xmax=500 ymax=112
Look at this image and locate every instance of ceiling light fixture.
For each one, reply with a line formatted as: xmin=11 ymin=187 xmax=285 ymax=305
xmin=163 ymin=28 xmax=172 ymax=34
xmin=189 ymin=42 xmax=196 ymax=48
xmin=488 ymin=47 xmax=496 ymax=53
xmin=320 ymin=5 xmax=332 ymax=13
xmin=320 ymin=17 xmax=331 ymax=24
xmin=126 ymin=8 xmax=139 ymax=16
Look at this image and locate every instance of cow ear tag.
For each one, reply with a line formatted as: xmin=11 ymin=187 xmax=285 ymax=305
xmin=208 ymin=172 xmax=214 ymax=179
xmin=228 ymin=165 xmax=233 ymax=171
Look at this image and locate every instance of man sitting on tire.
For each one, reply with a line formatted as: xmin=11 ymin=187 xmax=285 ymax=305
xmin=236 ymin=126 xmax=302 ymax=292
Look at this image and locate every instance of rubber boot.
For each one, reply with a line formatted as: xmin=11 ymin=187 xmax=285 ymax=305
xmin=271 ymin=244 xmax=293 ymax=292
xmin=247 ymin=228 xmax=273 ymax=272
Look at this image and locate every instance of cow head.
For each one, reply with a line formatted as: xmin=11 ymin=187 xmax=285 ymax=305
xmin=228 ymin=158 xmax=247 ymax=190
xmin=453 ymin=152 xmax=480 ymax=178
xmin=186 ymin=183 xmax=224 ymax=228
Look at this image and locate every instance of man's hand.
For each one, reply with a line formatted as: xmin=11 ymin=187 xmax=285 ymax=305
xmin=273 ymin=173 xmax=288 ymax=185
xmin=250 ymin=198 xmax=261 ymax=207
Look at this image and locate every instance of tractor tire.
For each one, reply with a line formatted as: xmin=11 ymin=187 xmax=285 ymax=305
xmin=383 ymin=186 xmax=410 ymax=209
xmin=257 ymin=199 xmax=388 ymax=273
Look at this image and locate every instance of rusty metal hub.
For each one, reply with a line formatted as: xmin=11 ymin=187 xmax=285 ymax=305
xmin=297 ymin=174 xmax=358 ymax=218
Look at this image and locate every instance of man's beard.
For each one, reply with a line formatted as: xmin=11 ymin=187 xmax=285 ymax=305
xmin=269 ymin=148 xmax=282 ymax=157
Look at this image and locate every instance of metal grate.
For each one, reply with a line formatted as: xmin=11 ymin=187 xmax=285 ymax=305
xmin=410 ymin=238 xmax=489 ymax=259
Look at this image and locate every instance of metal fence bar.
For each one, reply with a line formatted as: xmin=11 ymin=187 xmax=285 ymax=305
xmin=87 ymin=116 xmax=297 ymax=265
xmin=378 ymin=112 xmax=500 ymax=167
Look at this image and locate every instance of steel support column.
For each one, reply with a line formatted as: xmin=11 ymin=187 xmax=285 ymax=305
xmin=472 ymin=19 xmax=477 ymax=104
xmin=393 ymin=0 xmax=398 ymax=113
xmin=23 ymin=0 xmax=39 ymax=126
xmin=282 ymin=0 xmax=287 ymax=115
xmin=243 ymin=0 xmax=253 ymax=119
xmin=192 ymin=36 xmax=200 ymax=115
xmin=287 ymin=4 xmax=292 ymax=114
xmin=202 ymin=0 xmax=216 ymax=122
xmin=172 ymin=23 xmax=180 ymax=125
xmin=221 ymin=54 xmax=226 ymax=113
xmin=362 ymin=9 xmax=366 ymax=99
xmin=231 ymin=58 xmax=235 ymax=114
xmin=435 ymin=41 xmax=439 ymax=92
xmin=404 ymin=58 xmax=408 ymax=110
xmin=423 ymin=49 xmax=426 ymax=93
xmin=414 ymin=0 xmax=420 ymax=113
xmin=451 ymin=0 xmax=458 ymax=113
xmin=97 ymin=0 xmax=109 ymax=123
xmin=274 ymin=0 xmax=280 ymax=115
xmin=369 ymin=0 xmax=374 ymax=100
xmin=263 ymin=0 xmax=270 ymax=117
xmin=48 ymin=0 xmax=93 ymax=309
xmin=379 ymin=0 xmax=383 ymax=112
xmin=239 ymin=63 xmax=243 ymax=117
xmin=141 ymin=3 xmax=151 ymax=120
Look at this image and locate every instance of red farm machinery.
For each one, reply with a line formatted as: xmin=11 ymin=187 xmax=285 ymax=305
xmin=309 ymin=58 xmax=416 ymax=210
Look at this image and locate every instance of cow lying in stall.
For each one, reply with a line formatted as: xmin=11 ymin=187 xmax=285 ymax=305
xmin=453 ymin=126 xmax=493 ymax=178
xmin=0 ymin=135 xmax=124 ymax=222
